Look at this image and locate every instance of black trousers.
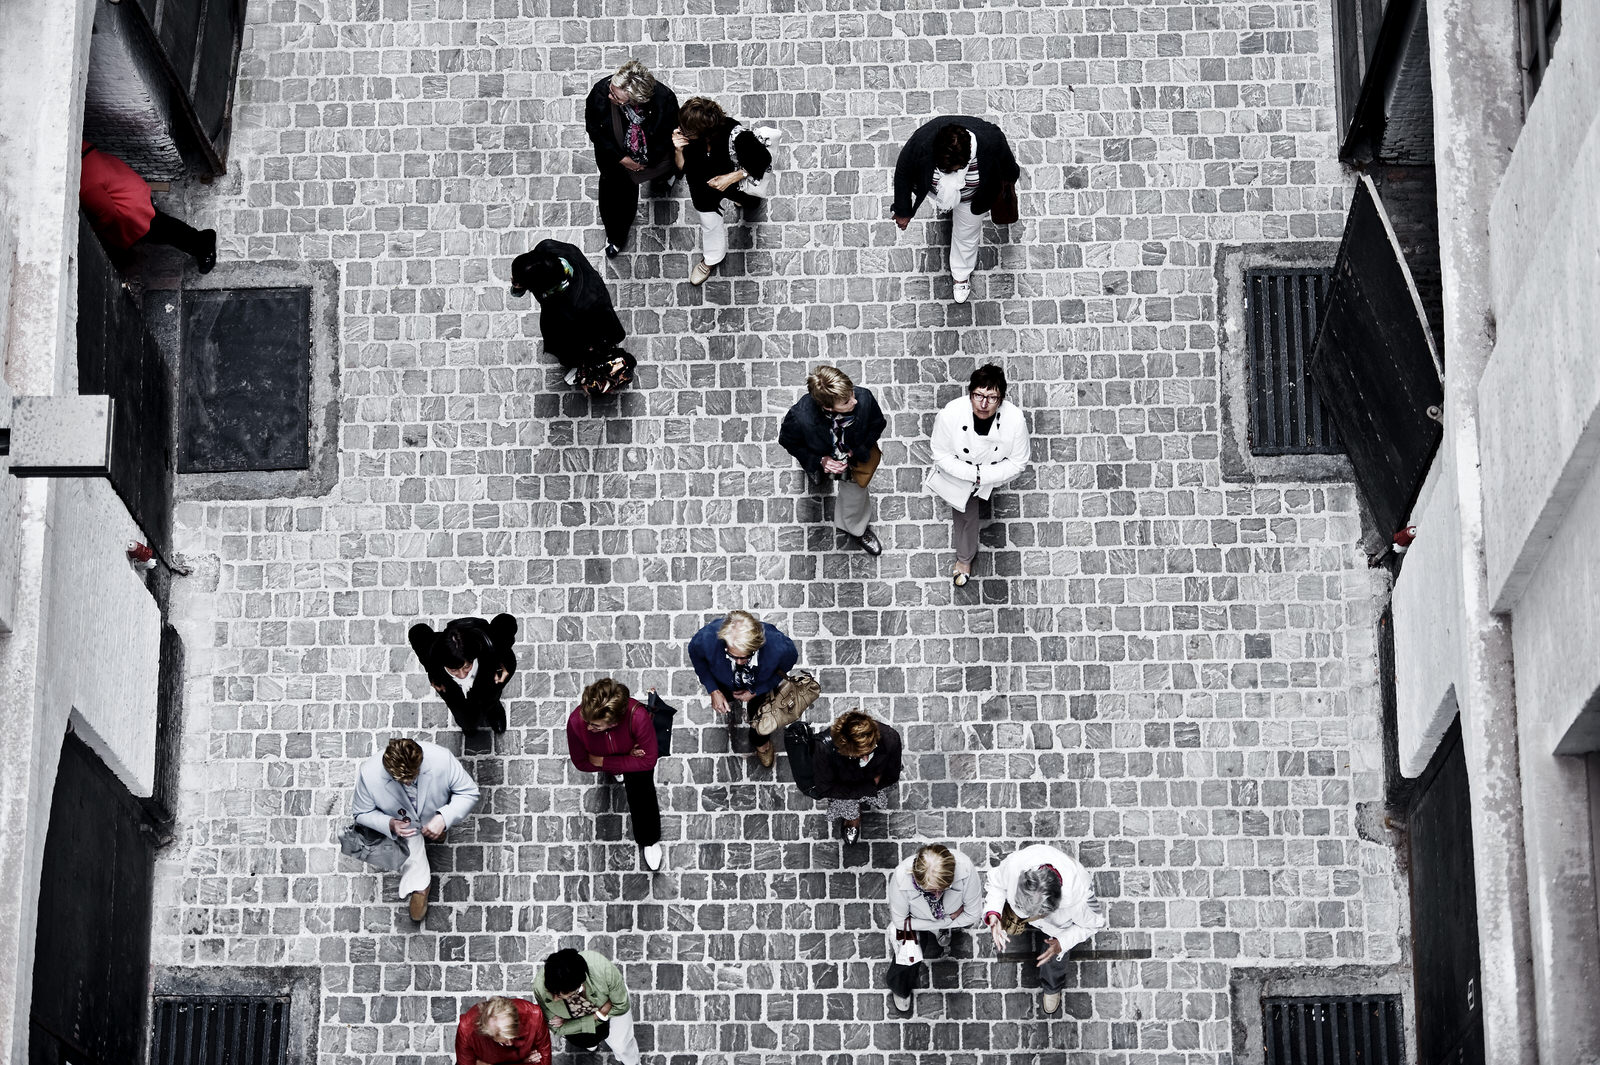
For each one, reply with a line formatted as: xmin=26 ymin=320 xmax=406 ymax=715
xmin=597 ymin=170 xmax=672 ymax=247
xmin=719 ymin=687 xmax=774 ymax=749
xmin=411 ymin=614 xmax=517 ymax=733
xmin=140 ymin=210 xmax=211 ymax=261
xmin=562 ymin=1020 xmax=610 ymax=1050
xmin=885 ymin=929 xmax=949 ymax=997
xmin=620 ymin=769 xmax=661 ymax=848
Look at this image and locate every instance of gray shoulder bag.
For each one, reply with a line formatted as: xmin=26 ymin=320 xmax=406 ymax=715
xmin=339 ymin=822 xmax=409 ymax=872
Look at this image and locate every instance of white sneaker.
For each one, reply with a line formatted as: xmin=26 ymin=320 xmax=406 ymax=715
xmin=1041 ymin=992 xmax=1062 ymax=1015
xmin=892 ymin=992 xmax=913 ymax=1014
xmin=952 ymin=281 xmax=971 ymax=304
xmin=612 ymin=773 xmax=625 ymax=783
xmin=642 ymin=844 xmax=664 ymax=871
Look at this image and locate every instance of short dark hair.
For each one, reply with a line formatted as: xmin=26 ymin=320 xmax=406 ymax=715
xmin=677 ymin=96 xmax=727 ymax=139
xmin=509 ymin=249 xmax=566 ymax=299
xmin=436 ymin=629 xmax=471 ymax=670
xmin=968 ymin=364 xmax=1007 ymax=399
xmin=932 ymin=124 xmax=971 ymax=173
xmin=543 ymin=948 xmax=589 ymax=996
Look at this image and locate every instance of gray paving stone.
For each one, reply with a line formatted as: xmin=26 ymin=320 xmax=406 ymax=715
xmin=155 ymin=1 xmax=1398 ymax=1062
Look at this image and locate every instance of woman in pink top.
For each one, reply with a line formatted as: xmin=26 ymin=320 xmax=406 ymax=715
xmin=566 ymin=678 xmax=663 ymax=871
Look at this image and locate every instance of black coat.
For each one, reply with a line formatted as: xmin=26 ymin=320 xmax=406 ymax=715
xmin=531 ymin=238 xmax=625 ymax=367
xmin=683 ymin=118 xmax=772 ymax=213
xmin=891 ymin=115 xmax=1020 ymax=218
xmin=777 ymin=387 xmax=887 ymax=477
xmin=408 ymin=615 xmax=518 ymax=713
xmin=584 ymin=78 xmax=680 ymax=177
xmin=813 ymin=723 xmax=903 ymax=800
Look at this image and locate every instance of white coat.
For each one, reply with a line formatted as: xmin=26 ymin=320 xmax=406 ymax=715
xmin=925 ymin=396 xmax=1030 ymax=509
xmin=982 ymin=843 xmax=1104 ymax=950
xmin=886 ymin=849 xmax=986 ymax=935
xmin=351 ymin=741 xmax=480 ymax=838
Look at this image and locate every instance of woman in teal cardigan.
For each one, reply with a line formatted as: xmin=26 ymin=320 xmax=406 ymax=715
xmin=532 ymin=948 xmax=638 ymax=1063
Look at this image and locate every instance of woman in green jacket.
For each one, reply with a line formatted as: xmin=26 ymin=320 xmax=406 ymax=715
xmin=532 ymin=948 xmax=639 ymax=1063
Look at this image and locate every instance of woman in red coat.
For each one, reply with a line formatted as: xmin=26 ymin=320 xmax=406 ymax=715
xmin=79 ymin=142 xmax=216 ymax=272
xmin=566 ymin=677 xmax=663 ymax=872
xmin=455 ymin=996 xmax=551 ymax=1065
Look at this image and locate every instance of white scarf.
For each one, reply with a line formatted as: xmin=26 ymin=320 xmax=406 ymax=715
xmin=931 ymin=168 xmax=964 ymax=212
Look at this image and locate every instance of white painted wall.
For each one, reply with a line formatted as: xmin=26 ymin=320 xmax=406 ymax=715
xmin=1479 ymin=8 xmax=1600 ymax=614
xmin=43 ymin=479 xmax=162 ymax=797
xmin=1392 ymin=443 xmax=1466 ymax=777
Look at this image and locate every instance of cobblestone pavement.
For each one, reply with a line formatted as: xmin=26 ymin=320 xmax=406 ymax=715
xmin=152 ymin=2 xmax=1403 ymax=1063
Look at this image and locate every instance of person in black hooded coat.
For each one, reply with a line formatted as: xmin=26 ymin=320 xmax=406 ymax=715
xmin=511 ymin=239 xmax=626 ymax=371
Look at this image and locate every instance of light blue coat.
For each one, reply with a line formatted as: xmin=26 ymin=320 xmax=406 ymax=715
xmin=351 ymin=741 xmax=479 ymax=838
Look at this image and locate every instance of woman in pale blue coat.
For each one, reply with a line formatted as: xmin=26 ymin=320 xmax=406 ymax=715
xmin=351 ymin=738 xmax=479 ymax=922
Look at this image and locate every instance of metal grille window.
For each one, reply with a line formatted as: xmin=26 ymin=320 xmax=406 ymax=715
xmin=1263 ymin=995 xmax=1405 ymax=1065
xmin=1246 ymin=268 xmax=1342 ymax=456
xmin=1521 ymin=0 xmax=1562 ymax=102
xmin=151 ymin=997 xmax=289 ymax=1065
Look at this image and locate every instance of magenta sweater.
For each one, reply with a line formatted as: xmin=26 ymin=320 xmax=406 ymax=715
xmin=565 ymin=699 xmax=659 ymax=775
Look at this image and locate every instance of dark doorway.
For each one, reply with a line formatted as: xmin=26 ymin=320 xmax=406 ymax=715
xmin=1408 ymin=717 xmax=1485 ymax=1065
xmin=29 ymin=732 xmax=159 ymax=1065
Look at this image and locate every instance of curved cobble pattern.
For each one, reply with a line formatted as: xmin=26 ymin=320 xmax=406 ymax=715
xmin=153 ymin=2 xmax=1402 ymax=1063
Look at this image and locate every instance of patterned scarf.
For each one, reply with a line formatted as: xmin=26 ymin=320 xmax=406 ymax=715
xmin=918 ymin=885 xmax=948 ymax=921
xmin=561 ymin=985 xmax=599 ymax=1019
xmin=829 ymin=411 xmax=854 ymax=459
xmin=727 ymin=647 xmax=758 ymax=690
xmin=622 ymin=102 xmax=648 ymax=163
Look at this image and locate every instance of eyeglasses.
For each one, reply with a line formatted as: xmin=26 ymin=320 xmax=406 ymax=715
xmin=970 ymin=391 xmax=1001 ymax=405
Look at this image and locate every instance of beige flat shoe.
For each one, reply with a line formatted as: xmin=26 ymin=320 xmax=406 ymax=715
xmin=952 ymin=562 xmax=971 ymax=588
xmin=690 ymin=260 xmax=716 ymax=285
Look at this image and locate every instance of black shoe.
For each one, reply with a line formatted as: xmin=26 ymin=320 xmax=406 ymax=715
xmin=197 ymin=230 xmax=218 ymax=274
xmin=604 ymin=242 xmax=621 ymax=259
xmin=857 ymin=528 xmax=882 ymax=556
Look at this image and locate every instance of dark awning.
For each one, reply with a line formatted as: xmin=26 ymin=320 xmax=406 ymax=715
xmin=1309 ymin=174 xmax=1444 ymax=538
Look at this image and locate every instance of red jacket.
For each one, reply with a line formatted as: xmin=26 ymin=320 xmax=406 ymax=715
xmin=566 ymin=699 xmax=659 ymax=775
xmin=455 ymin=999 xmax=550 ymax=1065
xmin=78 ymin=142 xmax=155 ymax=249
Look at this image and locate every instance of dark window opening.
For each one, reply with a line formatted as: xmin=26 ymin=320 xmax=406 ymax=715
xmin=1246 ymin=268 xmax=1343 ymax=456
xmin=150 ymin=996 xmax=290 ymax=1065
xmin=1263 ymin=995 xmax=1405 ymax=1064
xmin=1522 ymin=0 xmax=1562 ymax=102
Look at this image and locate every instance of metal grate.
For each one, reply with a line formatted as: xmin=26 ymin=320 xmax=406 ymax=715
xmin=1246 ymin=268 xmax=1342 ymax=456
xmin=151 ymin=996 xmax=289 ymax=1065
xmin=1263 ymin=995 xmax=1405 ymax=1065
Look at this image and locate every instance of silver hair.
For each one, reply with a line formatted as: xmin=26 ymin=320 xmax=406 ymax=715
xmin=610 ymin=59 xmax=656 ymax=104
xmin=1012 ymin=866 xmax=1063 ymax=919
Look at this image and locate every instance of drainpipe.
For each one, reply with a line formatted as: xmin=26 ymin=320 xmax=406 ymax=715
xmin=1424 ymin=2 xmax=1538 ymax=1063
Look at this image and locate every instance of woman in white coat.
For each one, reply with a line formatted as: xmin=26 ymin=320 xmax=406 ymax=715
xmin=884 ymin=843 xmax=985 ymax=1014
xmin=925 ymin=363 xmax=1031 ymax=586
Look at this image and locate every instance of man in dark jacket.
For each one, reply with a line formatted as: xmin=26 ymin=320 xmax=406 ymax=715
xmin=890 ymin=116 xmax=1020 ymax=304
xmin=511 ymin=239 xmax=626 ymax=373
xmin=778 ymin=365 xmax=887 ymax=555
xmin=584 ymin=60 xmax=680 ymax=258
xmin=408 ymin=614 xmax=518 ymax=733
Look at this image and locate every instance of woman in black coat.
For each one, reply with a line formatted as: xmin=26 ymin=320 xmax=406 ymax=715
xmin=583 ymin=60 xmax=680 ymax=258
xmin=813 ymin=710 xmax=903 ymax=845
xmin=408 ymin=614 xmax=518 ymax=734
xmin=672 ymin=96 xmax=774 ymax=286
xmin=890 ymin=115 xmax=1020 ymax=304
xmin=510 ymin=239 xmax=626 ymax=372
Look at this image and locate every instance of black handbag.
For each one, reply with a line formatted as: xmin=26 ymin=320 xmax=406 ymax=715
xmin=647 ymin=688 xmax=677 ymax=757
xmin=338 ymin=823 xmax=408 ymax=872
xmin=783 ymin=720 xmax=824 ymax=798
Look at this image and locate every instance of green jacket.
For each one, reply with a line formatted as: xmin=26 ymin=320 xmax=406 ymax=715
xmin=532 ymin=950 xmax=631 ymax=1037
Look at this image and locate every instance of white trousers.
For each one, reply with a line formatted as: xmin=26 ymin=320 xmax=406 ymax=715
xmin=398 ymin=833 xmax=430 ymax=898
xmin=949 ymin=198 xmax=982 ymax=281
xmin=697 ymin=208 xmax=728 ymax=266
xmin=605 ymin=1009 xmax=641 ymax=1064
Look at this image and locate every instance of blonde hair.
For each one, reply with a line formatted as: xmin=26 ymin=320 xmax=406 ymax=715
xmin=912 ymin=844 xmax=956 ymax=893
xmin=831 ymin=710 xmax=881 ymax=759
xmin=580 ymin=677 xmax=631 ymax=728
xmin=476 ymin=996 xmax=520 ymax=1040
xmin=610 ymin=59 xmax=656 ymax=104
xmin=382 ymin=738 xmax=423 ymax=783
xmin=718 ymin=609 xmax=766 ymax=656
xmin=806 ymin=366 xmax=854 ymax=409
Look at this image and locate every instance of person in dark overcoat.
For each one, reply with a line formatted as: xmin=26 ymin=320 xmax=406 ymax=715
xmin=813 ymin=710 xmax=903 ymax=845
xmin=584 ymin=60 xmax=680 ymax=258
xmin=890 ymin=116 xmax=1021 ymax=304
xmin=778 ymin=364 xmax=888 ymax=555
xmin=408 ymin=614 xmax=518 ymax=733
xmin=686 ymin=609 xmax=798 ymax=768
xmin=510 ymin=239 xmax=626 ymax=372
xmin=672 ymin=96 xmax=775 ymax=286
